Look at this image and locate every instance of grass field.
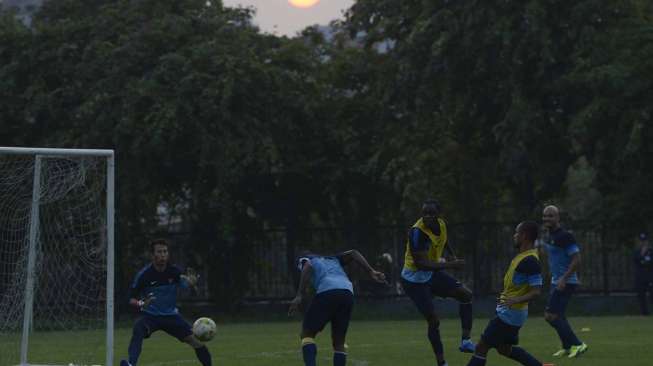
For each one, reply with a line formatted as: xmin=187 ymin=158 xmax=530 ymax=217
xmin=3 ymin=316 xmax=651 ymax=365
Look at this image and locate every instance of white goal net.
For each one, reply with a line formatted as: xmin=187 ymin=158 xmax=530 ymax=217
xmin=0 ymin=148 xmax=114 ymax=366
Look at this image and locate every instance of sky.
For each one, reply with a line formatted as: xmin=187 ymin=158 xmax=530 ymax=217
xmin=222 ymin=0 xmax=355 ymax=37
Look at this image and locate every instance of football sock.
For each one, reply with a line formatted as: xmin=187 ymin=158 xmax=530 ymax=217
xmin=547 ymin=316 xmax=581 ymax=348
xmin=560 ymin=317 xmax=582 ymax=346
xmin=333 ymin=351 xmax=347 ymax=366
xmin=547 ymin=316 xmax=571 ymax=349
xmin=459 ymin=302 xmax=473 ymax=339
xmin=508 ymin=346 xmax=541 ymax=366
xmin=428 ymin=325 xmax=444 ymax=358
xmin=466 ymin=355 xmax=486 ymax=366
xmin=127 ymin=326 xmax=146 ymax=365
xmin=194 ymin=346 xmax=212 ymax=366
xmin=302 ymin=338 xmax=317 ymax=366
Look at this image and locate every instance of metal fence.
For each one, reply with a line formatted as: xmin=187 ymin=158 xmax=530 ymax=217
xmin=119 ymin=223 xmax=641 ymax=305
xmin=239 ymin=223 xmax=639 ymax=300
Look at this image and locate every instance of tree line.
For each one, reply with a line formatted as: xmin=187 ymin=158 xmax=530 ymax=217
xmin=1 ymin=0 xmax=651 ymax=305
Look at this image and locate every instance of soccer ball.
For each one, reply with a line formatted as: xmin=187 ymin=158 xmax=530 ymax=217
xmin=193 ymin=317 xmax=217 ymax=342
xmin=380 ymin=252 xmax=393 ymax=264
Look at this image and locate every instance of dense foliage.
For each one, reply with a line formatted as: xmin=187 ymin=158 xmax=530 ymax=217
xmin=2 ymin=0 xmax=651 ymax=304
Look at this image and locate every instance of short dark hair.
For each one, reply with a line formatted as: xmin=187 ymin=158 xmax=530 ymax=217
xmin=149 ymin=238 xmax=169 ymax=252
xmin=519 ymin=221 xmax=539 ymax=242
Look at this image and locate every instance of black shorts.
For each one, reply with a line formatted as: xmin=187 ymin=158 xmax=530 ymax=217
xmin=481 ymin=317 xmax=521 ymax=348
xmin=134 ymin=313 xmax=193 ymax=342
xmin=546 ymin=284 xmax=577 ymax=316
xmin=402 ymin=271 xmax=463 ymax=317
xmin=303 ymin=289 xmax=354 ymax=337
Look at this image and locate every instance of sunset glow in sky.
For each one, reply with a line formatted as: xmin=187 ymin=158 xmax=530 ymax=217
xmin=288 ymin=0 xmax=320 ymax=9
xmin=222 ymin=0 xmax=354 ymax=36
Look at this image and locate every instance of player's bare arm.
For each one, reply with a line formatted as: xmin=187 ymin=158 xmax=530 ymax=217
xmin=338 ymin=250 xmax=387 ymax=283
xmin=288 ymin=260 xmax=312 ymax=316
xmin=443 ymin=240 xmax=458 ymax=261
xmin=499 ymin=286 xmax=542 ymax=307
xmin=412 ymin=250 xmax=465 ymax=271
xmin=557 ymin=252 xmax=581 ymax=290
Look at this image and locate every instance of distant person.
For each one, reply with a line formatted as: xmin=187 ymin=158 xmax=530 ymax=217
xmin=541 ymin=205 xmax=588 ymax=358
xmin=633 ymin=232 xmax=653 ymax=315
xmin=288 ymin=250 xmax=386 ymax=366
xmin=466 ymin=221 xmax=544 ymax=366
xmin=120 ymin=239 xmax=210 ymax=366
xmin=401 ymin=199 xmax=475 ymax=366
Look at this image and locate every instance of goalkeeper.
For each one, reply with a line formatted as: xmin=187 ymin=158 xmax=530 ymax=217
xmin=120 ymin=239 xmax=212 ymax=366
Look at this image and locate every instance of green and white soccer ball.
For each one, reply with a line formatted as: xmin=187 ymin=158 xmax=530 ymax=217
xmin=193 ymin=317 xmax=217 ymax=342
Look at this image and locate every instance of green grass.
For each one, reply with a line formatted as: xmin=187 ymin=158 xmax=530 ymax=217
xmin=2 ymin=316 xmax=652 ymax=365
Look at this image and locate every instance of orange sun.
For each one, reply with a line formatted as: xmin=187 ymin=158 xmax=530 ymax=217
xmin=288 ymin=0 xmax=320 ymax=9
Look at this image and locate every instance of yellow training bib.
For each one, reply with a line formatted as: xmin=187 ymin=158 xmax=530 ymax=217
xmin=500 ymin=249 xmax=540 ymax=310
xmin=403 ymin=218 xmax=447 ymax=271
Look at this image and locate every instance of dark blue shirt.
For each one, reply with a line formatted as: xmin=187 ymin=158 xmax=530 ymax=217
xmin=513 ymin=256 xmax=543 ymax=286
xmin=634 ymin=247 xmax=653 ymax=277
xmin=130 ymin=264 xmax=189 ymax=316
xmin=544 ymin=228 xmax=580 ymax=285
xmin=409 ymin=227 xmax=430 ymax=252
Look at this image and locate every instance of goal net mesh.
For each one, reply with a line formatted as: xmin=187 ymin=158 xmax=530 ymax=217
xmin=0 ymin=154 xmax=108 ymax=365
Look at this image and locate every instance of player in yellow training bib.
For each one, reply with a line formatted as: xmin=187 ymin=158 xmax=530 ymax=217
xmin=400 ymin=199 xmax=474 ymax=366
xmin=466 ymin=221 xmax=544 ymax=366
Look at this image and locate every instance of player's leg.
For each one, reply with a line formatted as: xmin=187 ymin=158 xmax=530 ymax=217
xmin=557 ymin=285 xmax=585 ymax=357
xmin=648 ymin=280 xmax=653 ymax=312
xmin=497 ymin=344 xmax=542 ymax=366
xmin=123 ymin=315 xmax=159 ymax=366
xmin=301 ymin=292 xmax=331 ymax=366
xmin=635 ymin=277 xmax=650 ymax=315
xmin=466 ymin=317 xmax=499 ymax=366
xmin=162 ymin=314 xmax=212 ymax=366
xmin=545 ymin=286 xmax=570 ymax=355
xmin=402 ymin=279 xmax=447 ymax=366
xmin=466 ymin=339 xmax=489 ymax=366
xmin=425 ymin=311 xmax=447 ymax=366
xmin=471 ymin=317 xmax=541 ymax=366
xmin=432 ymin=271 xmax=475 ymax=352
xmin=182 ymin=335 xmax=212 ymax=366
xmin=545 ymin=285 xmax=585 ymax=357
xmin=330 ymin=290 xmax=354 ymax=366
xmin=494 ymin=322 xmax=541 ymax=366
xmin=300 ymin=328 xmax=320 ymax=366
xmin=448 ymin=286 xmax=473 ymax=340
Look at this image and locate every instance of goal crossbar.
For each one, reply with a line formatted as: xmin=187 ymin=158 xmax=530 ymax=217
xmin=0 ymin=147 xmax=114 ymax=157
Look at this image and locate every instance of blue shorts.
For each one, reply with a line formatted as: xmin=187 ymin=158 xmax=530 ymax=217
xmin=481 ymin=317 xmax=521 ymax=348
xmin=135 ymin=313 xmax=193 ymax=341
xmin=402 ymin=271 xmax=463 ymax=317
xmin=546 ymin=284 xmax=578 ymax=316
xmin=303 ymin=289 xmax=354 ymax=337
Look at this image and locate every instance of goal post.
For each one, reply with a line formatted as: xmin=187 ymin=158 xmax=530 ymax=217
xmin=0 ymin=147 xmax=115 ymax=366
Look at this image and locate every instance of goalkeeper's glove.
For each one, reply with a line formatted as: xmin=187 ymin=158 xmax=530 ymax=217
xmin=134 ymin=293 xmax=155 ymax=311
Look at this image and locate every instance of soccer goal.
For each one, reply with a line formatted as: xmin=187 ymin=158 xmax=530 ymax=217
xmin=0 ymin=147 xmax=115 ymax=366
